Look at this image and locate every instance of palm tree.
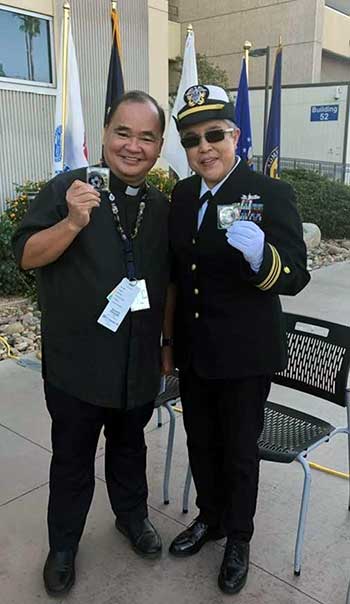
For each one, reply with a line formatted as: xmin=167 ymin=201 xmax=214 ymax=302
xmin=15 ymin=15 xmax=41 ymax=81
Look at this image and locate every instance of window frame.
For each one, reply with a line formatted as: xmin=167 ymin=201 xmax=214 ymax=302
xmin=0 ymin=4 xmax=55 ymax=92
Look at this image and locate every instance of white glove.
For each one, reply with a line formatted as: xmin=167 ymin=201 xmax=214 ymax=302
xmin=226 ymin=221 xmax=265 ymax=273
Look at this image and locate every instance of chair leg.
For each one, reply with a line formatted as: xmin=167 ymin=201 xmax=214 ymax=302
xmin=346 ymin=579 xmax=350 ymax=604
xmin=346 ymin=400 xmax=350 ymax=510
xmin=163 ymin=401 xmax=176 ymax=505
xmin=294 ymin=455 xmax=312 ymax=576
xmin=157 ymin=406 xmax=162 ymax=428
xmin=182 ymin=462 xmax=192 ymax=513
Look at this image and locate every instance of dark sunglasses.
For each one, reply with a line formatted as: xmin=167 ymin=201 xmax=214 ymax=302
xmin=180 ymin=127 xmax=235 ymax=149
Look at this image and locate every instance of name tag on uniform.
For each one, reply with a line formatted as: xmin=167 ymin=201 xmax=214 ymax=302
xmin=98 ymin=278 xmax=140 ymax=332
xmin=107 ymin=279 xmax=150 ymax=312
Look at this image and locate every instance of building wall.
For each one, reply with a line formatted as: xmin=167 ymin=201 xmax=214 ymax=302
xmin=321 ymin=52 xmax=350 ymax=82
xmin=0 ymin=0 xmax=151 ymax=210
xmin=238 ymin=83 xmax=349 ymax=164
xmin=323 ymin=5 xmax=350 ymax=57
xmin=3 ymin=0 xmax=53 ymax=14
xmin=171 ymin=0 xmax=325 ymax=87
xmin=148 ymin=0 xmax=169 ymax=119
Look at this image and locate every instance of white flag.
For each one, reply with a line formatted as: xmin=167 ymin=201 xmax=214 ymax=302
xmin=162 ymin=29 xmax=198 ymax=180
xmin=53 ymin=22 xmax=88 ymax=175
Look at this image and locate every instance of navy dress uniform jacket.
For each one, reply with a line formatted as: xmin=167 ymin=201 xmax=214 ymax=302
xmin=169 ymin=160 xmax=310 ymax=379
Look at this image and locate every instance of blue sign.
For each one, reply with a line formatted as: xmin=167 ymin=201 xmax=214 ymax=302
xmin=310 ymin=105 xmax=339 ymax=122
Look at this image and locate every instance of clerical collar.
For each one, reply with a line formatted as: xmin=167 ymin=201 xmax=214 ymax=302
xmin=109 ymin=170 xmax=142 ymax=197
xmin=200 ymin=155 xmax=241 ymax=198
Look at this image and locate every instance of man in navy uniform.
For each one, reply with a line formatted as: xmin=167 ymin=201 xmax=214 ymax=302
xmin=165 ymin=85 xmax=310 ymax=595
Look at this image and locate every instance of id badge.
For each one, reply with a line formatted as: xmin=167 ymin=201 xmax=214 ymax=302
xmin=98 ymin=278 xmax=140 ymax=332
xmin=131 ymin=279 xmax=150 ymax=311
xmin=108 ymin=279 xmax=150 ymax=312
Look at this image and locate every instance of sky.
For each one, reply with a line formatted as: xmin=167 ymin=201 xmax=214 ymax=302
xmin=0 ymin=9 xmax=52 ymax=83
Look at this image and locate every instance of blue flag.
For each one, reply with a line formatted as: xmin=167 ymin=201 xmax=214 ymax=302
xmin=235 ymin=57 xmax=253 ymax=166
xmin=263 ymin=46 xmax=282 ymax=178
xmin=104 ymin=8 xmax=124 ymax=126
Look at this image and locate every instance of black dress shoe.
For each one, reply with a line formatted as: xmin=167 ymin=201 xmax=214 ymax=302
xmin=115 ymin=517 xmax=162 ymax=559
xmin=169 ymin=518 xmax=224 ymax=557
xmin=218 ymin=539 xmax=250 ymax=594
xmin=43 ymin=550 xmax=76 ymax=597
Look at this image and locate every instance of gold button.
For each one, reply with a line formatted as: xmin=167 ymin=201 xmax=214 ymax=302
xmin=195 ymin=312 xmax=199 ymax=319
xmin=194 ymin=288 xmax=199 ymax=295
xmin=192 ymin=238 xmax=196 ymax=245
xmin=191 ymin=263 xmax=197 ymax=271
xmin=284 ymin=266 xmax=291 ymax=274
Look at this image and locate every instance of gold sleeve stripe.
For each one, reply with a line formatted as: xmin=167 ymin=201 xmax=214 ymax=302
xmin=256 ymin=245 xmax=282 ymax=291
xmin=178 ymin=103 xmax=225 ymax=120
xmin=262 ymin=249 xmax=282 ymax=290
xmin=256 ymin=245 xmax=278 ymax=289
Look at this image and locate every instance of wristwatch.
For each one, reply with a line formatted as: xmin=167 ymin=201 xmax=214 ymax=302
xmin=162 ymin=337 xmax=174 ymax=347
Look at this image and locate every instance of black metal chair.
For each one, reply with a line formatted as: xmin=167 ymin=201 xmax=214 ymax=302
xmin=182 ymin=313 xmax=350 ymax=576
xmin=259 ymin=312 xmax=350 ymax=575
xmin=154 ymin=373 xmax=180 ymax=504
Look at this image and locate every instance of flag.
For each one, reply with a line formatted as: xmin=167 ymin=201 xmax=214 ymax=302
xmin=104 ymin=7 xmax=124 ymax=126
xmin=162 ymin=28 xmax=198 ymax=179
xmin=263 ymin=45 xmax=282 ymax=178
xmin=53 ymin=17 xmax=88 ymax=175
xmin=235 ymin=57 xmax=253 ymax=166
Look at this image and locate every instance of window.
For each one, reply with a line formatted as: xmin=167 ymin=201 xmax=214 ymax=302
xmin=0 ymin=5 xmax=53 ymax=86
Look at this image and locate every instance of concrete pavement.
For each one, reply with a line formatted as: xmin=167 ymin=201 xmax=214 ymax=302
xmin=1 ymin=261 xmax=350 ymax=604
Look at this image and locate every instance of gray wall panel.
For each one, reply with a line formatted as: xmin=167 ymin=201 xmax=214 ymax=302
xmin=0 ymin=0 xmax=149 ymax=209
xmin=0 ymin=90 xmax=55 ymax=211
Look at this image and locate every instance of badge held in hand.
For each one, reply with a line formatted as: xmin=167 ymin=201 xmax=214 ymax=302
xmin=86 ymin=167 xmax=110 ymax=192
xmin=217 ymin=204 xmax=241 ymax=229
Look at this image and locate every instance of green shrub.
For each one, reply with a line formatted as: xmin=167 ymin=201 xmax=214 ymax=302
xmin=281 ymin=169 xmax=350 ymax=239
xmin=147 ymin=168 xmax=177 ymax=199
xmin=0 ymin=180 xmax=45 ymax=297
xmin=0 ymin=213 xmax=36 ymax=296
xmin=6 ymin=180 xmax=46 ymax=226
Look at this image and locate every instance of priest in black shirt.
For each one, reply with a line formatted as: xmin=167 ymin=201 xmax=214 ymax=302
xmin=12 ymin=91 xmax=170 ymax=597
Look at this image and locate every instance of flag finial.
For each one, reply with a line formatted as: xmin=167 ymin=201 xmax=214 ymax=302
xmin=112 ymin=1 xmax=117 ymax=11
xmin=243 ymin=40 xmax=252 ymax=52
xmin=187 ymin=23 xmax=193 ymax=34
xmin=63 ymin=1 xmax=70 ymax=9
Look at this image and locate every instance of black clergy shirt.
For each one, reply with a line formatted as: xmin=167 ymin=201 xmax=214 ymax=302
xmin=12 ymin=167 xmax=170 ymax=409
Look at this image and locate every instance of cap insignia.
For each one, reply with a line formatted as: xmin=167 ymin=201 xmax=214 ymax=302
xmin=184 ymin=85 xmax=209 ymax=108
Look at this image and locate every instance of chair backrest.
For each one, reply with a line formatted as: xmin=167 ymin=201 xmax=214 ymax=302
xmin=273 ymin=313 xmax=350 ymax=406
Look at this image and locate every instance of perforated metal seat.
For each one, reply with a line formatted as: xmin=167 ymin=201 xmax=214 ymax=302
xmin=259 ymin=401 xmax=334 ymax=463
xmin=258 ymin=313 xmax=350 ymax=575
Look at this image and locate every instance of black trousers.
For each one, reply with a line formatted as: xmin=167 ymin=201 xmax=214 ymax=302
xmin=179 ymin=369 xmax=271 ymax=542
xmin=44 ymin=381 xmax=154 ymax=551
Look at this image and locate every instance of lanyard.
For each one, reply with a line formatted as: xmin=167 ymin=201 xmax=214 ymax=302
xmin=108 ymin=186 xmax=148 ymax=281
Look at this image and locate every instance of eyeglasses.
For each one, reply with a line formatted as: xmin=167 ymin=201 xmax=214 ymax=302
xmin=180 ymin=128 xmax=235 ymax=149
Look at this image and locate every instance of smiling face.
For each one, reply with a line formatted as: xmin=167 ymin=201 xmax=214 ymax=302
xmin=181 ymin=119 xmax=240 ymax=188
xmin=103 ymin=100 xmax=163 ymax=185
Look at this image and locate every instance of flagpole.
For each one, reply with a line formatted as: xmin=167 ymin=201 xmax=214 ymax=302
xmin=111 ymin=0 xmax=122 ymax=57
xmin=243 ymin=40 xmax=251 ymax=80
xmin=61 ymin=2 xmax=70 ymax=170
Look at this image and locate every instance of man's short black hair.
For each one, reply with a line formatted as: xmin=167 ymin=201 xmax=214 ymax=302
xmin=105 ymin=91 xmax=165 ymax=135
